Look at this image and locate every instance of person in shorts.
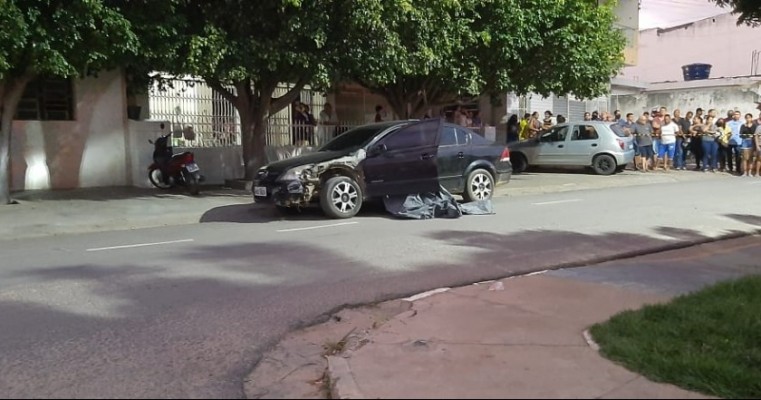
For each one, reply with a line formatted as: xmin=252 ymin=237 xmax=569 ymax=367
xmin=658 ymin=114 xmax=679 ymax=171
xmin=740 ymin=113 xmax=757 ymax=177
xmin=633 ymin=115 xmax=654 ymax=172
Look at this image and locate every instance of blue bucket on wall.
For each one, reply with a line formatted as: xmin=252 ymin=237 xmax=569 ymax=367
xmin=682 ymin=63 xmax=712 ymax=81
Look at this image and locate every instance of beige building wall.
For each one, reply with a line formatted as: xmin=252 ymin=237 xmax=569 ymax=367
xmin=10 ymin=70 xmax=130 ymax=191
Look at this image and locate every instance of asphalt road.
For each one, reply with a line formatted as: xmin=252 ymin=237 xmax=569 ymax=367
xmin=1 ymin=176 xmax=760 ymax=398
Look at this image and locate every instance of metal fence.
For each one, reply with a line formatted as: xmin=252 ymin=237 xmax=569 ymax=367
xmin=149 ymin=78 xmax=356 ymax=149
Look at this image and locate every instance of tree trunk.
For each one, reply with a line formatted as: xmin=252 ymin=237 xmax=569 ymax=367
xmin=0 ymin=75 xmax=33 ymax=205
xmin=207 ymin=77 xmax=306 ymax=179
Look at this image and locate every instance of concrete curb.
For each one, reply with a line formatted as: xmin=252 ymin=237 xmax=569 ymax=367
xmin=327 ymin=356 xmax=365 ymax=399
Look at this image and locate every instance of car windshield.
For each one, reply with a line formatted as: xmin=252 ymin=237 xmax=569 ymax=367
xmin=319 ymin=125 xmax=391 ymax=152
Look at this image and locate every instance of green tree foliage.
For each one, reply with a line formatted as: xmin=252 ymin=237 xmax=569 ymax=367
xmin=345 ymin=0 xmax=627 ymax=118
xmin=710 ymin=0 xmax=761 ymax=26
xmin=0 ymin=0 xmax=137 ymax=204
xmin=160 ymin=0 xmax=336 ymax=177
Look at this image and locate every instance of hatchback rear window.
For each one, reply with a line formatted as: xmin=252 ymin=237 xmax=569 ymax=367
xmin=609 ymin=123 xmax=628 ymax=137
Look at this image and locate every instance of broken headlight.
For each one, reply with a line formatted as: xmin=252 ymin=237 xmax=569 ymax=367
xmin=277 ymin=165 xmax=313 ymax=182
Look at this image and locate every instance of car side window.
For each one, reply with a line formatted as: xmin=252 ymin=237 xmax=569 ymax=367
xmin=440 ymin=126 xmax=458 ymax=146
xmin=572 ymin=125 xmax=599 ymax=141
xmin=455 ymin=128 xmax=469 ymax=146
xmin=540 ymin=126 xmax=568 ymax=143
xmin=382 ymin=120 xmax=439 ymax=151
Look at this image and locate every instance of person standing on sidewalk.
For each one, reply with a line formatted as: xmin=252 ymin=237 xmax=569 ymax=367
xmin=726 ymin=111 xmax=744 ymax=175
xmin=690 ymin=110 xmax=704 ymax=170
xmin=740 ymin=113 xmax=757 ymax=177
xmin=658 ymin=114 xmax=679 ymax=172
xmin=696 ymin=115 xmax=719 ymax=173
xmin=633 ymin=115 xmax=654 ymax=172
xmin=672 ymin=109 xmax=689 ymax=170
xmin=651 ymin=108 xmax=665 ymax=169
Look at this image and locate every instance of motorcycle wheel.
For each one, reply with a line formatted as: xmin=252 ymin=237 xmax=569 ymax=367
xmin=149 ymin=168 xmax=173 ymax=189
xmin=183 ymin=170 xmax=200 ymax=195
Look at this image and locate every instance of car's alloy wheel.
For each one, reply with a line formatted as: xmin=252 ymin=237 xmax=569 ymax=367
xmin=331 ymin=182 xmax=358 ymax=213
xmin=320 ymin=176 xmax=363 ymax=219
xmin=464 ymin=168 xmax=494 ymax=202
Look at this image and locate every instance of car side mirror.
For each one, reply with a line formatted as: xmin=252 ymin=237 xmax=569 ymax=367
xmin=369 ymin=143 xmax=388 ymax=157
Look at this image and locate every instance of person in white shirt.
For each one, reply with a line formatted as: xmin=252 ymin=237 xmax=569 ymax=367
xmin=317 ymin=103 xmax=338 ymax=146
xmin=657 ymin=113 xmax=679 ymax=172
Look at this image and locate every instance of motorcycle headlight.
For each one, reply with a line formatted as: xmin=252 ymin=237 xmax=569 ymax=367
xmin=277 ymin=165 xmax=313 ymax=181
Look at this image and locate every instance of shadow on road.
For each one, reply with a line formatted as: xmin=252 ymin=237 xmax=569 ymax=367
xmin=199 ymin=201 xmax=392 ymax=224
xmin=2 ymin=215 xmax=760 ymax=398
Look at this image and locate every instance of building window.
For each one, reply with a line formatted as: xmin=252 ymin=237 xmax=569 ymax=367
xmin=15 ymin=77 xmax=75 ymax=121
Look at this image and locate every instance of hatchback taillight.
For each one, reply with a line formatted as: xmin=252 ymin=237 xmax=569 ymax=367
xmin=500 ymin=147 xmax=510 ymax=162
xmin=617 ymin=139 xmax=625 ymax=150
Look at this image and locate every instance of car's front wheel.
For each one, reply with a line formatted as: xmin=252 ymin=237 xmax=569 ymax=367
xmin=463 ymin=168 xmax=494 ymax=202
xmin=320 ymin=176 xmax=363 ymax=219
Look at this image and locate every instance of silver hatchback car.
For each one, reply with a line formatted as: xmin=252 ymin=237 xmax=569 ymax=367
xmin=509 ymin=121 xmax=635 ymax=175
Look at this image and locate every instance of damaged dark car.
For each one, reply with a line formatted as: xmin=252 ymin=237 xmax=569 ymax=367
xmin=252 ymin=119 xmax=512 ymax=219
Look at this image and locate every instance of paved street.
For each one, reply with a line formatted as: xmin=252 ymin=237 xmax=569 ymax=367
xmin=1 ymin=173 xmax=760 ymax=398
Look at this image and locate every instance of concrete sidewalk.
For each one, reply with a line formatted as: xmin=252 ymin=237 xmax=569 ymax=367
xmin=247 ymin=236 xmax=761 ymax=399
xmin=0 ymin=170 xmax=728 ymax=242
xmin=0 ymin=186 xmax=253 ymax=241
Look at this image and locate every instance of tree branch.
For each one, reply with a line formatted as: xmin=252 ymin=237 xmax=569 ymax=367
xmin=205 ymin=77 xmax=239 ymax=107
xmin=270 ymin=78 xmax=306 ymax=115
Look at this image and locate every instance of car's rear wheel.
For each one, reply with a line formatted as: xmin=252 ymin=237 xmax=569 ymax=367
xmin=463 ymin=169 xmax=494 ymax=202
xmin=593 ymin=154 xmax=617 ymax=176
xmin=511 ymin=153 xmax=528 ymax=174
xmin=320 ymin=176 xmax=363 ymax=219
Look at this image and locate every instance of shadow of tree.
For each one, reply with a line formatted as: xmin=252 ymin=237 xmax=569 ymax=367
xmin=724 ymin=213 xmax=761 ymax=228
xmin=1 ymin=223 xmax=760 ymax=398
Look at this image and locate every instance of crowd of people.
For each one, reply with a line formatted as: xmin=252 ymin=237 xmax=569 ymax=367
xmin=506 ymin=106 xmax=761 ymax=177
xmin=618 ymin=107 xmax=761 ymax=176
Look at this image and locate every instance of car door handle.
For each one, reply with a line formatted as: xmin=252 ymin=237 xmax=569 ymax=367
xmin=421 ymin=153 xmax=435 ymax=160
xmin=591 ymin=143 xmax=598 ymax=147
xmin=557 ymin=145 xmax=564 ymax=148
xmin=457 ymin=152 xmax=465 ymax=159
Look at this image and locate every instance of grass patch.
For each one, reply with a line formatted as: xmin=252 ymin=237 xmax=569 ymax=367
xmin=590 ymin=275 xmax=761 ymax=399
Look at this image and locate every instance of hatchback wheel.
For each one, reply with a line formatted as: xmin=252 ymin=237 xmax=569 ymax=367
xmin=593 ymin=154 xmax=617 ymax=176
xmin=463 ymin=169 xmax=494 ymax=202
xmin=512 ymin=153 xmax=528 ymax=174
xmin=320 ymin=176 xmax=363 ymax=219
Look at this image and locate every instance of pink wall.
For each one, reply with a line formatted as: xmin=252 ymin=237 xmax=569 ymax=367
xmin=621 ymin=13 xmax=761 ymax=83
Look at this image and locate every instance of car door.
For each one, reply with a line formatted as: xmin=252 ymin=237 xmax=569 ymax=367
xmin=436 ymin=125 xmax=469 ymax=192
xmin=565 ymin=124 xmax=601 ymax=165
xmin=534 ymin=125 xmax=570 ymax=165
xmin=362 ymin=119 xmax=441 ymax=197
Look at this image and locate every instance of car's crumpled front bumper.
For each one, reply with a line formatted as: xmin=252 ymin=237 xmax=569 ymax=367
xmin=253 ymin=178 xmax=310 ymax=207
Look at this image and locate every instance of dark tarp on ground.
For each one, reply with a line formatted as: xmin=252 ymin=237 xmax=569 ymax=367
xmin=383 ymin=185 xmax=494 ymax=220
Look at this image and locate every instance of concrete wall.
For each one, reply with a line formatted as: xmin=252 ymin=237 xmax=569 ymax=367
xmin=10 ymin=70 xmax=129 ymax=191
xmin=127 ymin=120 xmax=243 ymax=187
xmin=605 ymin=0 xmax=639 ymax=66
xmin=621 ymin=13 xmax=761 ymax=83
xmin=614 ymin=79 xmax=761 ymax=117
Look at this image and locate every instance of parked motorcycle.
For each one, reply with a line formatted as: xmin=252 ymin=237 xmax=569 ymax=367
xmin=148 ymin=129 xmax=204 ymax=195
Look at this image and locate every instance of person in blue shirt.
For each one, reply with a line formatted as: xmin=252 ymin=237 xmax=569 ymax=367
xmin=726 ymin=111 xmax=744 ymax=175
